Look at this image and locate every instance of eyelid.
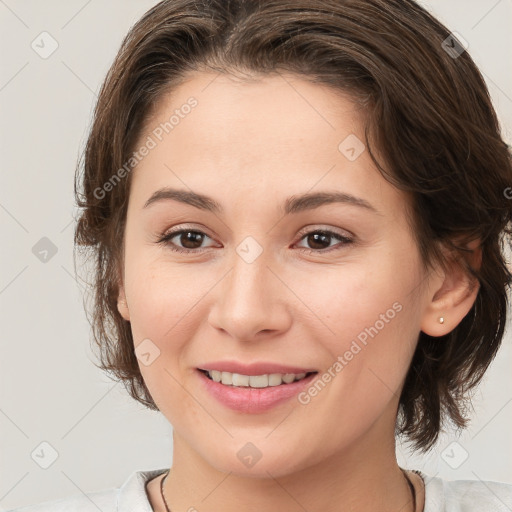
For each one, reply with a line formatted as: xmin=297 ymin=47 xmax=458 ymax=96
xmin=156 ymin=223 xmax=355 ymax=255
xmin=295 ymin=224 xmax=353 ymax=240
xmin=158 ymin=224 xmax=352 ymax=243
xmin=158 ymin=224 xmax=218 ymax=245
xmin=160 ymin=223 xmax=214 ymax=239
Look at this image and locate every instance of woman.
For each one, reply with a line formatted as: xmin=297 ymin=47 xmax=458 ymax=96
xmin=10 ymin=0 xmax=512 ymax=511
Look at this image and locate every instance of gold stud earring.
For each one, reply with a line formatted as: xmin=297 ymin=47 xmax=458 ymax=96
xmin=439 ymin=316 xmax=445 ymax=324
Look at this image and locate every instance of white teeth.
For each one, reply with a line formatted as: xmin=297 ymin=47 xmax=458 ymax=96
xmin=231 ymin=373 xmax=249 ymax=386
xmin=204 ymin=370 xmax=310 ymax=388
xmin=268 ymin=373 xmax=283 ymax=386
xmin=210 ymin=370 xmax=222 ymax=382
xmin=221 ymin=371 xmax=232 ymax=385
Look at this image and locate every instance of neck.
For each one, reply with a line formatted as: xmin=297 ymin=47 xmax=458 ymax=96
xmin=159 ymin=422 xmax=418 ymax=512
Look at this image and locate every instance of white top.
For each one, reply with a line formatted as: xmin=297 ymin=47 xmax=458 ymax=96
xmin=6 ymin=468 xmax=512 ymax=512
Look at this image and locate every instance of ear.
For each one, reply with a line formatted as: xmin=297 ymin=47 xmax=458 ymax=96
xmin=117 ymin=284 xmax=131 ymax=322
xmin=420 ymin=238 xmax=481 ymax=337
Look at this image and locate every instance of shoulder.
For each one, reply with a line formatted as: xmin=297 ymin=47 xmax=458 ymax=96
xmin=4 ymin=488 xmax=117 ymax=512
xmin=5 ymin=468 xmax=168 ymax=512
xmin=419 ymin=470 xmax=512 ymax=511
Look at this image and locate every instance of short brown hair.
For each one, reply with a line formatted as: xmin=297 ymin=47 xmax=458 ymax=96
xmin=74 ymin=0 xmax=512 ymax=452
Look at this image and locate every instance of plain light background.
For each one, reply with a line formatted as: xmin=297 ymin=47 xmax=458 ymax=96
xmin=1 ymin=0 xmax=511 ymax=509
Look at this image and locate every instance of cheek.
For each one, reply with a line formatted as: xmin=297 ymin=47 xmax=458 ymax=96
xmin=125 ymin=260 xmax=204 ymax=417
xmin=125 ymin=279 xmax=169 ymax=344
xmin=123 ymin=254 xmax=216 ymax=409
xmin=293 ymin=251 xmax=420 ymax=378
xmin=289 ymin=265 xmax=420 ymax=447
xmin=123 ymin=245 xmax=204 ymax=341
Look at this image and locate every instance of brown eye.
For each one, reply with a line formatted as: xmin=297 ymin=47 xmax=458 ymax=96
xmin=157 ymin=227 xmax=353 ymax=255
xmin=305 ymin=232 xmax=332 ymax=250
xmin=295 ymin=230 xmax=353 ymax=253
xmin=176 ymin=231 xmax=206 ymax=249
xmin=157 ymin=229 xmax=214 ymax=253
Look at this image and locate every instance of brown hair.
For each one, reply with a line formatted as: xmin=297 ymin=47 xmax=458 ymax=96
xmin=74 ymin=0 xmax=512 ymax=452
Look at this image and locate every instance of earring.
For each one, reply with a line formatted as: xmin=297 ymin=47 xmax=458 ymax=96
xmin=439 ymin=316 xmax=445 ymax=324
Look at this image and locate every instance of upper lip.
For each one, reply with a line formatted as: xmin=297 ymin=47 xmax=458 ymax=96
xmin=197 ymin=361 xmax=318 ymax=376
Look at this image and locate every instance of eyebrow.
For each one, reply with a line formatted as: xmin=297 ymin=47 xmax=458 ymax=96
xmin=143 ymin=187 xmax=381 ymax=216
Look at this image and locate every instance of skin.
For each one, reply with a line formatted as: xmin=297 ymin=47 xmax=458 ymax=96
xmin=116 ymin=70 xmax=480 ymax=512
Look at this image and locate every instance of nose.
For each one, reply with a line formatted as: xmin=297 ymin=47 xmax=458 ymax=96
xmin=207 ymin=245 xmax=292 ymax=342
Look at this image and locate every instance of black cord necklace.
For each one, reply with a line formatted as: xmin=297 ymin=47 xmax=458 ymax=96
xmin=402 ymin=468 xmax=418 ymax=512
xmin=160 ymin=470 xmax=171 ymax=512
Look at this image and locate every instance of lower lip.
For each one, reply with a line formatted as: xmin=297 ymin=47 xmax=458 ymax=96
xmin=197 ymin=369 xmax=318 ymax=413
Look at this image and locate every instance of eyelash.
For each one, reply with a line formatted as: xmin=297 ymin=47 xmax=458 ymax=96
xmin=156 ymin=227 xmax=353 ymax=255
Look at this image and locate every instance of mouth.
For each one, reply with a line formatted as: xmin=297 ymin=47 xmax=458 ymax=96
xmin=197 ymin=368 xmax=318 ymax=388
xmin=196 ymin=367 xmax=320 ymax=413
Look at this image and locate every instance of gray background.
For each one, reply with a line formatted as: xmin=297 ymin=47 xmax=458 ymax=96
xmin=1 ymin=0 xmax=511 ymax=509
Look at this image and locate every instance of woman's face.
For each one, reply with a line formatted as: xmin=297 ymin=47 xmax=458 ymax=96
xmin=117 ymin=71 xmax=440 ymax=477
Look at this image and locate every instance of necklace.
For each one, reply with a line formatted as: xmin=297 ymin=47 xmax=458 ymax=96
xmin=402 ymin=468 xmax=417 ymax=512
xmin=160 ymin=468 xmax=418 ymax=512
xmin=160 ymin=470 xmax=171 ymax=512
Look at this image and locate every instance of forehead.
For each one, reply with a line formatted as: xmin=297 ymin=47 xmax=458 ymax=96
xmin=140 ymin=70 xmax=364 ymax=158
xmin=130 ymin=71 xmax=409 ymax=223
